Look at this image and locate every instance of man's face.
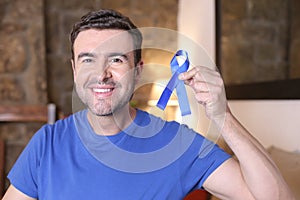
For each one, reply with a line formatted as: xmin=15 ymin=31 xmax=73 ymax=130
xmin=72 ymin=29 xmax=142 ymax=116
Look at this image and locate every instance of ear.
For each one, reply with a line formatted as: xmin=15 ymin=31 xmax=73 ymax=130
xmin=134 ymin=60 xmax=144 ymax=83
xmin=71 ymin=59 xmax=76 ymax=82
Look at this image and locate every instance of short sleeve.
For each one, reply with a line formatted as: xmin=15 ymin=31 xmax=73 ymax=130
xmin=179 ymin=126 xmax=231 ymax=193
xmin=7 ymin=126 xmax=47 ymax=198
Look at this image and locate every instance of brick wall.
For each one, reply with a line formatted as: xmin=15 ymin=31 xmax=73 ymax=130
xmin=0 ymin=0 xmax=47 ymax=104
xmin=0 ymin=0 xmax=47 ymax=189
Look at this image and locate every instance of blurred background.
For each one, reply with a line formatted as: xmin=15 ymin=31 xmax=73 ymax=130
xmin=0 ymin=0 xmax=300 ymax=199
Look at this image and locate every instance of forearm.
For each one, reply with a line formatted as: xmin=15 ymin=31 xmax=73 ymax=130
xmin=217 ymin=110 xmax=295 ymax=200
xmin=179 ymin=66 xmax=294 ymax=199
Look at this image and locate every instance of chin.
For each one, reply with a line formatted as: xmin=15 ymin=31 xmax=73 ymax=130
xmin=89 ymin=105 xmax=113 ymax=117
xmin=89 ymin=107 xmax=113 ymax=117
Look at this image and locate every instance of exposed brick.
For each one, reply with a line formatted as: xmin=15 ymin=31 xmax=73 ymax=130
xmin=46 ymin=54 xmax=73 ymax=110
xmin=249 ymin=0 xmax=288 ymax=22
xmin=3 ymin=0 xmax=43 ymax=22
xmin=61 ymin=12 xmax=86 ymax=56
xmin=45 ymin=0 xmax=101 ymax=10
xmin=45 ymin=9 xmax=61 ymax=55
xmin=0 ymin=34 xmax=26 ymax=73
xmin=0 ymin=77 xmax=25 ymax=102
xmin=222 ymin=0 xmax=247 ymax=21
xmin=0 ymin=0 xmax=47 ymax=190
xmin=101 ymin=0 xmax=131 ymax=12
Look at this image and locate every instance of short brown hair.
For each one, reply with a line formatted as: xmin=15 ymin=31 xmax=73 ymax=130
xmin=70 ymin=9 xmax=143 ymax=65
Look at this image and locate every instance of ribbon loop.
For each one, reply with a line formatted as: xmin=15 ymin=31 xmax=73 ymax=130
xmin=157 ymin=50 xmax=191 ymax=116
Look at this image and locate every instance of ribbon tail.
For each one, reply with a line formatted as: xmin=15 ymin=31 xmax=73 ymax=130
xmin=156 ymin=72 xmax=180 ymax=110
xmin=176 ymin=80 xmax=191 ymax=116
xmin=156 ymin=88 xmax=172 ymax=110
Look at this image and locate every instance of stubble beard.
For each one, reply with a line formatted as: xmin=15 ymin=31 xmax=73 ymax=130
xmin=75 ymin=83 xmax=135 ymax=117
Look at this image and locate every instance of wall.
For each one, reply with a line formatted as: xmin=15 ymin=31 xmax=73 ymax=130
xmin=220 ymin=0 xmax=300 ymax=152
xmin=178 ymin=0 xmax=216 ymax=61
xmin=0 ymin=0 xmax=47 ymax=104
xmin=229 ymin=100 xmax=300 ymax=152
xmin=0 ymin=0 xmax=47 ymax=189
xmin=221 ymin=0 xmax=300 ymax=85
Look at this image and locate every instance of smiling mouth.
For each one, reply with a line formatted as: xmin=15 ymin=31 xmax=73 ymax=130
xmin=90 ymin=85 xmax=116 ymax=99
xmin=86 ymin=80 xmax=117 ymax=98
xmin=92 ymin=88 xmax=113 ymax=93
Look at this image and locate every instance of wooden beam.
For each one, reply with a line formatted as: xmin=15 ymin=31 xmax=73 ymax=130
xmin=0 ymin=105 xmax=48 ymax=122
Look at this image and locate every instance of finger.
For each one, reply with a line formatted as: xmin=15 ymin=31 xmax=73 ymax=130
xmin=190 ymin=80 xmax=210 ymax=93
xmin=194 ymin=92 xmax=210 ymax=104
xmin=184 ymin=72 xmax=223 ymax=92
xmin=179 ymin=66 xmax=220 ymax=83
xmin=178 ymin=67 xmax=199 ymax=81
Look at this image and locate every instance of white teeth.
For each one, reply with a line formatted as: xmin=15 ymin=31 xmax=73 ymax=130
xmin=93 ymin=88 xmax=112 ymax=93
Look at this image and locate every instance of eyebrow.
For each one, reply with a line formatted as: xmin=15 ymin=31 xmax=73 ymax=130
xmin=107 ymin=52 xmax=129 ymax=61
xmin=77 ymin=52 xmax=130 ymax=61
xmin=77 ymin=52 xmax=96 ymax=61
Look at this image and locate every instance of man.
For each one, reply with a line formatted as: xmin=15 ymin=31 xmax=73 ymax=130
xmin=3 ymin=9 xmax=294 ymax=200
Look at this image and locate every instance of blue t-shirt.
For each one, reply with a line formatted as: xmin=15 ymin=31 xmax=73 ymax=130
xmin=8 ymin=109 xmax=230 ymax=200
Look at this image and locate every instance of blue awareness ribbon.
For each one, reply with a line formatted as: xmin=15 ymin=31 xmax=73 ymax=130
xmin=156 ymin=50 xmax=191 ymax=116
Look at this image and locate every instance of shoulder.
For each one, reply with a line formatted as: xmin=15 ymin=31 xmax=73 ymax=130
xmin=19 ymin=111 xmax=85 ymax=163
xmin=30 ymin=111 xmax=80 ymax=146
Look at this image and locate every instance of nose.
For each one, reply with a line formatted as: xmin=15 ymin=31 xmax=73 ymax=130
xmin=97 ymin=65 xmax=112 ymax=83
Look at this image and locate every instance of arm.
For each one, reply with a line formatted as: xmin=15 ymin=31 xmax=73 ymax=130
xmin=179 ymin=66 xmax=295 ymax=200
xmin=2 ymin=185 xmax=36 ymax=200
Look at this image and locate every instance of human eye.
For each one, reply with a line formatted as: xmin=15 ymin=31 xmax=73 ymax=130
xmin=77 ymin=52 xmax=96 ymax=64
xmin=81 ymin=58 xmax=94 ymax=63
xmin=109 ymin=55 xmax=128 ymax=66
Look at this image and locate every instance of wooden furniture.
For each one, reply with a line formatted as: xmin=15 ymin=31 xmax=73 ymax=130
xmin=0 ymin=104 xmax=56 ymax=197
xmin=0 ymin=104 xmax=56 ymax=124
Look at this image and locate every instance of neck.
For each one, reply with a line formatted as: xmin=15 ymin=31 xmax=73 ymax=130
xmin=87 ymin=106 xmax=137 ymax=136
